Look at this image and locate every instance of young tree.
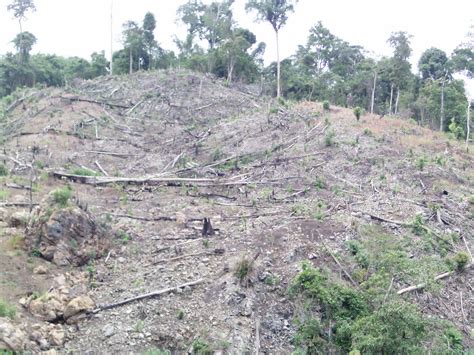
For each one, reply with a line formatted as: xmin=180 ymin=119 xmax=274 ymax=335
xmin=245 ymin=0 xmax=297 ymax=98
xmin=7 ymin=0 xmax=36 ymax=63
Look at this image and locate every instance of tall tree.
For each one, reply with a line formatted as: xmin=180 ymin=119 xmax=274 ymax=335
xmin=143 ymin=12 xmax=157 ymax=70
xmin=7 ymin=0 xmax=36 ymax=63
xmin=387 ymin=31 xmax=412 ymax=114
xmin=12 ymin=31 xmax=36 ymax=63
xmin=418 ymin=48 xmax=452 ymax=131
xmin=122 ymin=21 xmax=144 ymax=74
xmin=246 ymin=0 xmax=297 ymax=98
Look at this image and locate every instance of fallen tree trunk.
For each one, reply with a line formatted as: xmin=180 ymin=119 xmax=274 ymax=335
xmin=397 ymin=263 xmax=472 ymax=295
xmin=51 ymin=171 xmax=292 ymax=187
xmin=91 ymin=278 xmax=205 ymax=313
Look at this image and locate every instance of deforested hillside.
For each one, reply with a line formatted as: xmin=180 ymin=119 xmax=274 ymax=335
xmin=0 ymin=70 xmax=472 ymax=354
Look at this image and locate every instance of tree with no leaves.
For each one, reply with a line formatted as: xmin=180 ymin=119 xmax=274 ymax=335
xmin=245 ymin=0 xmax=297 ymax=98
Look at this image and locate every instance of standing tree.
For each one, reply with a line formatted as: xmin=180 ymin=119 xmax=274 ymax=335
xmin=122 ymin=21 xmax=144 ymax=74
xmin=245 ymin=0 xmax=297 ymax=98
xmin=7 ymin=0 xmax=36 ymax=63
xmin=387 ymin=31 xmax=412 ymax=114
xmin=418 ymin=48 xmax=452 ymax=131
xmin=12 ymin=31 xmax=36 ymax=63
xmin=143 ymin=12 xmax=157 ymax=70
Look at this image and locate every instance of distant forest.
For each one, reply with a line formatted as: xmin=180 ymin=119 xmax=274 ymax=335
xmin=1 ymin=0 xmax=473 ymax=138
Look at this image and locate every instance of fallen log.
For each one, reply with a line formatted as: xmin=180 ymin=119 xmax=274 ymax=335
xmin=90 ymin=278 xmax=205 ymax=313
xmin=51 ymin=171 xmax=293 ymax=187
xmin=57 ymin=95 xmax=131 ymax=109
xmin=397 ymin=263 xmax=472 ymax=295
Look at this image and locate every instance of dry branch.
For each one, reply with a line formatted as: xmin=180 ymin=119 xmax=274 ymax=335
xmin=151 ymin=248 xmax=225 ymax=265
xmin=397 ymin=263 xmax=473 ymax=295
xmin=57 ymin=95 xmax=131 ymax=109
xmin=91 ymin=278 xmax=205 ymax=313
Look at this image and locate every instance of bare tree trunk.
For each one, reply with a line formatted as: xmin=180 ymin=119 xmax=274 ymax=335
xmin=275 ymin=30 xmax=281 ymax=98
xmin=440 ymin=80 xmax=445 ymax=131
xmin=395 ymin=87 xmax=400 ymax=115
xmin=129 ymin=48 xmax=133 ymax=75
xmin=18 ymin=19 xmax=23 ymax=63
xmin=110 ymin=0 xmax=113 ymax=75
xmin=370 ymin=71 xmax=377 ymax=114
xmin=227 ymin=58 xmax=234 ymax=84
xmin=389 ymin=83 xmax=394 ymax=114
xmin=467 ymin=98 xmax=471 ymax=151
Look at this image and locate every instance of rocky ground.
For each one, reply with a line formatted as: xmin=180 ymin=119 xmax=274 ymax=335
xmin=0 ymin=70 xmax=472 ymax=353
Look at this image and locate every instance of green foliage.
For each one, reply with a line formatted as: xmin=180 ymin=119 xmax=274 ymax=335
xmin=416 ymin=156 xmax=428 ymax=170
xmin=191 ymin=339 xmax=213 ymax=355
xmin=234 ymin=257 xmax=254 ymax=284
xmin=0 ymin=189 xmax=9 ymax=201
xmin=70 ymin=167 xmax=100 ymax=176
xmin=353 ymin=106 xmax=362 ymax=121
xmin=0 ymin=164 xmax=8 ymax=176
xmin=448 ymin=118 xmax=465 ymax=140
xmin=0 ymin=298 xmax=16 ymax=319
xmin=324 ymin=129 xmax=336 ymax=147
xmin=116 ymin=229 xmax=131 ymax=244
xmin=453 ymin=251 xmax=469 ymax=271
xmin=51 ymin=186 xmax=72 ymax=208
xmin=322 ymin=100 xmax=330 ymax=110
xmin=350 ymin=301 xmax=426 ymax=354
xmin=313 ymin=176 xmax=326 ymax=190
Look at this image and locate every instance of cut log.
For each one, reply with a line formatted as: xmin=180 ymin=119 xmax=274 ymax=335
xmin=91 ymin=278 xmax=205 ymax=313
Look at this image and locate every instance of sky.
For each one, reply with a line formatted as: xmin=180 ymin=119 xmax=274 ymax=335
xmin=0 ymin=0 xmax=473 ymax=95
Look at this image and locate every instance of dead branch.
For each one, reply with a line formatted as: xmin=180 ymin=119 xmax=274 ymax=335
xmin=94 ymin=161 xmax=109 ymax=176
xmin=57 ymin=95 xmax=131 ymax=109
xmin=356 ymin=210 xmax=409 ymax=226
xmin=90 ymin=278 xmax=205 ymax=314
xmin=397 ymin=263 xmax=473 ymax=295
xmin=0 ymin=202 xmax=39 ymax=207
xmin=151 ymin=248 xmax=225 ymax=265
xmin=154 ymin=238 xmax=203 ymax=254
xmin=85 ymin=150 xmax=136 ymax=158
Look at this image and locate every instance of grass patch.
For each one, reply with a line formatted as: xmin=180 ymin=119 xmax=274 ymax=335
xmin=51 ymin=186 xmax=72 ymax=207
xmin=0 ymin=298 xmax=16 ymax=319
xmin=70 ymin=167 xmax=101 ymax=176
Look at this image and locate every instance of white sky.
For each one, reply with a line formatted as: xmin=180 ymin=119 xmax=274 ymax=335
xmin=0 ymin=0 xmax=473 ymax=96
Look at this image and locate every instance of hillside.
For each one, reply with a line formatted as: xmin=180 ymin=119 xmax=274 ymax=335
xmin=0 ymin=70 xmax=473 ymax=353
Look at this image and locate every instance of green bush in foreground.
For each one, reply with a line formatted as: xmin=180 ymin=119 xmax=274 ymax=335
xmin=52 ymin=186 xmax=72 ymax=207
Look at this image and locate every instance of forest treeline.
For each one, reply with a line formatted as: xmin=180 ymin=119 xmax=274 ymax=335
xmin=1 ymin=0 xmax=473 ymax=137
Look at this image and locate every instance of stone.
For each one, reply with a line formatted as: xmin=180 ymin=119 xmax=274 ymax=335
xmin=25 ymin=205 xmax=111 ymax=266
xmin=0 ymin=319 xmax=27 ymax=351
xmin=103 ymin=324 xmax=115 ymax=338
xmin=8 ymin=211 xmax=30 ymax=227
xmin=63 ymin=295 xmax=95 ymax=319
xmin=33 ymin=265 xmax=48 ymax=274
xmin=48 ymin=325 xmax=65 ymax=346
xmin=29 ymin=296 xmax=64 ymax=322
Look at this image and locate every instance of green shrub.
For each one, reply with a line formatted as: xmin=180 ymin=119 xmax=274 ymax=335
xmin=448 ymin=118 xmax=465 ymax=140
xmin=353 ymin=107 xmax=362 ymax=121
xmin=0 ymin=298 xmax=16 ymax=319
xmin=351 ymin=301 xmax=427 ymax=354
xmin=453 ymin=251 xmax=469 ymax=271
xmin=323 ymin=100 xmax=330 ymax=111
xmin=0 ymin=164 xmax=8 ymax=176
xmin=234 ymin=257 xmax=254 ymax=284
xmin=416 ymin=156 xmax=428 ymax=170
xmin=70 ymin=167 xmax=100 ymax=176
xmin=324 ymin=129 xmax=336 ymax=147
xmin=52 ymin=186 xmax=72 ymax=207
xmin=191 ymin=339 xmax=212 ymax=355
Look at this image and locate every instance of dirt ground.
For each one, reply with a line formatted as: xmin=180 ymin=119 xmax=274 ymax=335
xmin=0 ymin=70 xmax=472 ymax=353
